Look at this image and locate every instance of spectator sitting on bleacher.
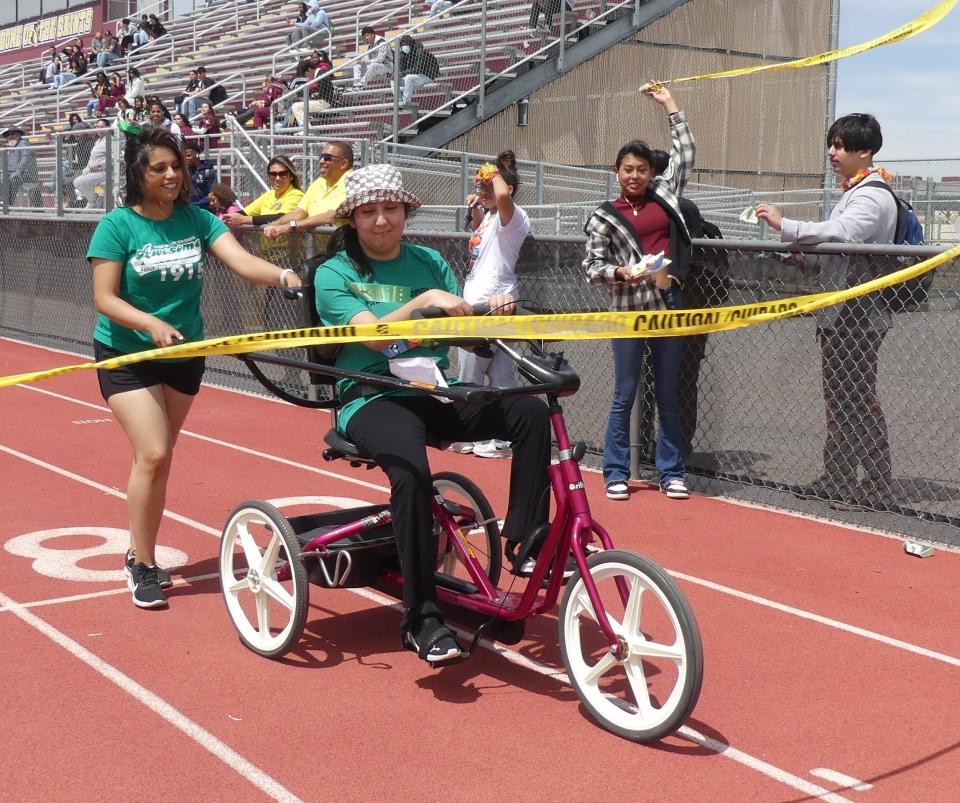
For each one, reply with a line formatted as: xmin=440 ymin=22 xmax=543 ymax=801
xmin=130 ymin=96 xmax=148 ymax=123
xmin=193 ymin=102 xmax=221 ymax=147
xmin=171 ymin=112 xmax=195 ymax=140
xmin=352 ymin=26 xmax=394 ymax=92
xmin=147 ymin=14 xmax=168 ymax=40
xmin=88 ymin=33 xmax=103 ymax=64
xmin=233 ymin=75 xmax=287 ymax=129
xmin=96 ymin=32 xmax=121 ymax=68
xmin=429 ymin=0 xmax=455 ymax=14
xmin=174 ymin=71 xmax=199 ymax=116
xmin=183 ymin=66 xmax=215 ymax=119
xmin=132 ymin=15 xmax=152 ymax=48
xmin=72 ymin=43 xmax=89 ymax=77
xmin=263 ymin=140 xmax=354 ymax=237
xmin=289 ymin=2 xmax=333 ymax=47
xmin=61 ymin=114 xmax=90 ymax=207
xmin=116 ymin=18 xmax=137 ymax=55
xmin=124 ymin=68 xmax=146 ymax=107
xmin=148 ymin=100 xmax=173 ymax=133
xmin=182 ymin=141 xmax=218 ymax=210
xmin=43 ymin=56 xmax=58 ymax=86
xmin=224 ymin=156 xmax=305 ymax=229
xmin=286 ymin=54 xmax=340 ymax=128
xmin=52 ymin=53 xmax=79 ymax=88
xmin=397 ymin=35 xmax=440 ymax=106
xmin=113 ymin=97 xmax=135 ymax=125
xmin=73 ymin=118 xmax=109 ymax=207
xmin=86 ymin=72 xmax=110 ymax=117
xmin=527 ymin=0 xmax=574 ymax=33
xmin=39 ymin=46 xmax=57 ymax=84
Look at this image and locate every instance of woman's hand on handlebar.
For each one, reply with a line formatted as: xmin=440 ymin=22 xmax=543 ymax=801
xmin=414 ymin=289 xmax=473 ymax=317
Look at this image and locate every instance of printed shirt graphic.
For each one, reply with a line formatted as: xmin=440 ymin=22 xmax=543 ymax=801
xmin=313 ymin=243 xmax=460 ymax=432
xmin=463 ymin=205 xmax=529 ymax=305
xmin=87 ymin=205 xmax=228 ymax=354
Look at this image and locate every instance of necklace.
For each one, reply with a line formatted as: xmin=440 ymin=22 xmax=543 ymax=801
xmin=620 ymin=193 xmax=646 ymax=216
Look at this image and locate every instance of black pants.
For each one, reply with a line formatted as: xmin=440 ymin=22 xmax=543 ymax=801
xmin=819 ymin=328 xmax=891 ymax=491
xmin=347 ymin=394 xmax=551 ymax=618
xmin=530 ymin=0 xmax=562 ymax=27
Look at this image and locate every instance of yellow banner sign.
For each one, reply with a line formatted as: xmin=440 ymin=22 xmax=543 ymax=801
xmin=0 ymin=7 xmax=95 ymax=54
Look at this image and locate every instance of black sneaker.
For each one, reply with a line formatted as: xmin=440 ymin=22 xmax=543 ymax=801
xmin=505 ymin=533 xmax=577 ymax=580
xmin=125 ymin=550 xmax=173 ymax=590
xmin=129 ymin=562 xmax=168 ymax=609
xmin=402 ymin=616 xmax=463 ymax=665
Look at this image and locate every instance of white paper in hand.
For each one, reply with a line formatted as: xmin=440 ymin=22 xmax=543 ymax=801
xmin=739 ymin=207 xmax=759 ymax=225
xmin=629 ymin=251 xmax=671 ymax=278
xmin=388 ymin=356 xmax=452 ymax=403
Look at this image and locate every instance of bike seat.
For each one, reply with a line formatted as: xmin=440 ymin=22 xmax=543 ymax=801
xmin=323 ymin=429 xmax=374 ymax=463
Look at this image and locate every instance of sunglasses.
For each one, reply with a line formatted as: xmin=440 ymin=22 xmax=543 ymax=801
xmin=268 ymin=170 xmax=290 ymax=178
xmin=319 ymin=153 xmax=342 ymax=162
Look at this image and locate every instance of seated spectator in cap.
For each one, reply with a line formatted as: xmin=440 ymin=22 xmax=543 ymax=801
xmin=2 ymin=127 xmax=41 ymax=207
xmin=352 ymin=27 xmax=393 ymax=91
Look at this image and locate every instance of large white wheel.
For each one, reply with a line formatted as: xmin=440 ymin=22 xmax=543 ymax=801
xmin=559 ymin=550 xmax=703 ymax=742
xmin=431 ymin=471 xmax=502 ymax=587
xmin=220 ymin=501 xmax=309 ymax=658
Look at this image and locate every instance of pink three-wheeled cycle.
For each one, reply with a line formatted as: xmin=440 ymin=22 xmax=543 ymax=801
xmin=219 ymin=261 xmax=704 ymax=742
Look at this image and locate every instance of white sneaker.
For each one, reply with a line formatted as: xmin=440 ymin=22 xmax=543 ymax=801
xmin=447 ymin=441 xmax=475 ymax=454
xmin=605 ymin=481 xmax=629 ymax=500
xmin=472 ymin=439 xmax=512 ymax=459
xmin=661 ymin=478 xmax=690 ymax=499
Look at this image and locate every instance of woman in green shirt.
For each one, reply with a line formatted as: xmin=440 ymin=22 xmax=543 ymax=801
xmin=88 ymin=127 xmax=301 ymax=609
xmin=314 ymin=165 xmax=552 ymax=665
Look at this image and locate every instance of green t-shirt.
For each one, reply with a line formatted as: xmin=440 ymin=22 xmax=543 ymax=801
xmin=87 ymin=204 xmax=228 ymax=354
xmin=313 ymin=243 xmax=460 ymax=432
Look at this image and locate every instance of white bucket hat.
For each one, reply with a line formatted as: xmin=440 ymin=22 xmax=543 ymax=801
xmin=334 ymin=164 xmax=422 ymax=219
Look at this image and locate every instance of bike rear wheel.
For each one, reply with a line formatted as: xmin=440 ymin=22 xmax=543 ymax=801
xmin=559 ymin=549 xmax=702 ymax=742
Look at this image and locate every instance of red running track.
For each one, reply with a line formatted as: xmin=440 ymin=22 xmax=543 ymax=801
xmin=2 ymin=337 xmax=959 ymax=802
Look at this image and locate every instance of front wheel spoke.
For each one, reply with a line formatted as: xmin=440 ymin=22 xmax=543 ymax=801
xmin=259 ymin=531 xmax=284 ymax=575
xmin=255 ymin=592 xmax=271 ymax=637
xmin=629 ymin=637 xmax=684 ymax=663
xmin=622 ymin=577 xmax=644 ymax=633
xmin=237 ymin=522 xmax=265 ymax=571
xmin=261 ymin=577 xmax=295 ymax=612
xmin=582 ymin=650 xmax=618 ymax=686
xmin=625 ymin=658 xmax=654 ymax=715
xmin=227 ymin=576 xmax=250 ymax=595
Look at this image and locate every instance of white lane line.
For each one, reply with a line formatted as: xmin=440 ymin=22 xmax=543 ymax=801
xmin=0 ymin=444 xmax=219 ymax=536
xmin=668 ymin=568 xmax=960 ymax=669
xmin=810 ymin=768 xmax=873 ymax=792
xmin=0 ymin=588 xmax=302 ymax=803
xmin=4 ymin=442 xmax=960 ymax=669
xmin=0 ymin=446 xmax=907 ymax=802
xmin=17 ymin=385 xmax=391 ymax=494
xmin=0 ymin=573 xmax=219 ymax=614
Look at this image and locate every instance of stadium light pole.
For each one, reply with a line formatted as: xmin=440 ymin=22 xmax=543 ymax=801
xmin=822 ymin=0 xmax=841 ymax=218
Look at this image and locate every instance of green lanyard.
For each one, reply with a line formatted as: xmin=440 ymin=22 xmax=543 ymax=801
xmin=347 ymin=281 xmax=411 ymax=304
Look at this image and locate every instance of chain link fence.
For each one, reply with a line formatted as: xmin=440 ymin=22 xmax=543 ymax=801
xmin=1 ymin=219 xmax=958 ymax=543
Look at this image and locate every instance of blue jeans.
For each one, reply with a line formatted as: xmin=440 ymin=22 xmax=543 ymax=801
xmin=603 ymin=292 xmax=685 ymax=486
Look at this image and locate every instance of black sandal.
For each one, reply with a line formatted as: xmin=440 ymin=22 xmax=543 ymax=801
xmin=401 ymin=615 xmax=463 ymax=665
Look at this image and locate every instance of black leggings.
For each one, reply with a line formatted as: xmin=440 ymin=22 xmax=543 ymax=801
xmin=347 ymin=394 xmax=551 ymax=618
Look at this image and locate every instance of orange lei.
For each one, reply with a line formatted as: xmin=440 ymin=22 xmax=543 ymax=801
xmin=842 ymin=166 xmax=894 ymax=191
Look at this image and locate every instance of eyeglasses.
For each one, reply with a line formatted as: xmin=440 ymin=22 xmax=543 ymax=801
xmin=267 ymin=170 xmax=290 ymax=178
xmin=319 ymin=153 xmax=342 ymax=162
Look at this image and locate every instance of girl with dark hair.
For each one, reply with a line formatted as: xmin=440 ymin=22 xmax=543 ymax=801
xmin=313 ymin=164 xmax=552 ymax=665
xmin=223 ymin=155 xmax=304 ymax=228
xmin=87 ymin=127 xmax=301 ymax=609
xmin=207 ymin=183 xmax=242 ymax=219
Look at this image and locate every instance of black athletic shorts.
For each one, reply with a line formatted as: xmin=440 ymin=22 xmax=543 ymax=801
xmin=95 ymin=340 xmax=205 ymax=401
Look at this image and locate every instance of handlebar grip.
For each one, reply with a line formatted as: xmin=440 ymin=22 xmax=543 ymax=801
xmin=412 ymin=303 xmax=491 ymax=319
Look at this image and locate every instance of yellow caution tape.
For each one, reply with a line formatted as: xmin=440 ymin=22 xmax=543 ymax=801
xmin=639 ymin=0 xmax=957 ymax=92
xmin=1 ymin=246 xmax=957 ymax=391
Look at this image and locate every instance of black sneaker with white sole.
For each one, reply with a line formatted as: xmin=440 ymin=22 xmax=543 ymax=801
xmin=505 ymin=532 xmax=577 ymax=581
xmin=402 ymin=616 xmax=463 ymax=665
xmin=125 ymin=550 xmax=172 ymax=590
xmin=128 ymin=562 xmax=168 ymax=609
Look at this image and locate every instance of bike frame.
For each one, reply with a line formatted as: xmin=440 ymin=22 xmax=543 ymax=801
xmin=273 ymin=386 xmax=626 ymax=657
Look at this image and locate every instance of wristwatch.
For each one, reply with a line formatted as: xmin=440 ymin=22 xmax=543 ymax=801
xmin=288 ymin=220 xmax=298 ymax=230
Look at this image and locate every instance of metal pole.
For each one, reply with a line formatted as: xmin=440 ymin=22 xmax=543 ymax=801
xmin=1 ymin=148 xmax=8 ymax=215
xmin=459 ymin=152 xmax=470 ymax=205
xmin=558 ymin=0 xmax=566 ymax=71
xmin=55 ymin=134 xmax=64 ymax=217
xmin=535 ymin=162 xmax=545 ymax=205
xmin=821 ymin=0 xmax=841 ymax=219
xmin=392 ymin=35 xmax=401 ymax=146
xmin=477 ymin=0 xmax=488 ymax=120
xmin=104 ymin=130 xmax=114 ymax=212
